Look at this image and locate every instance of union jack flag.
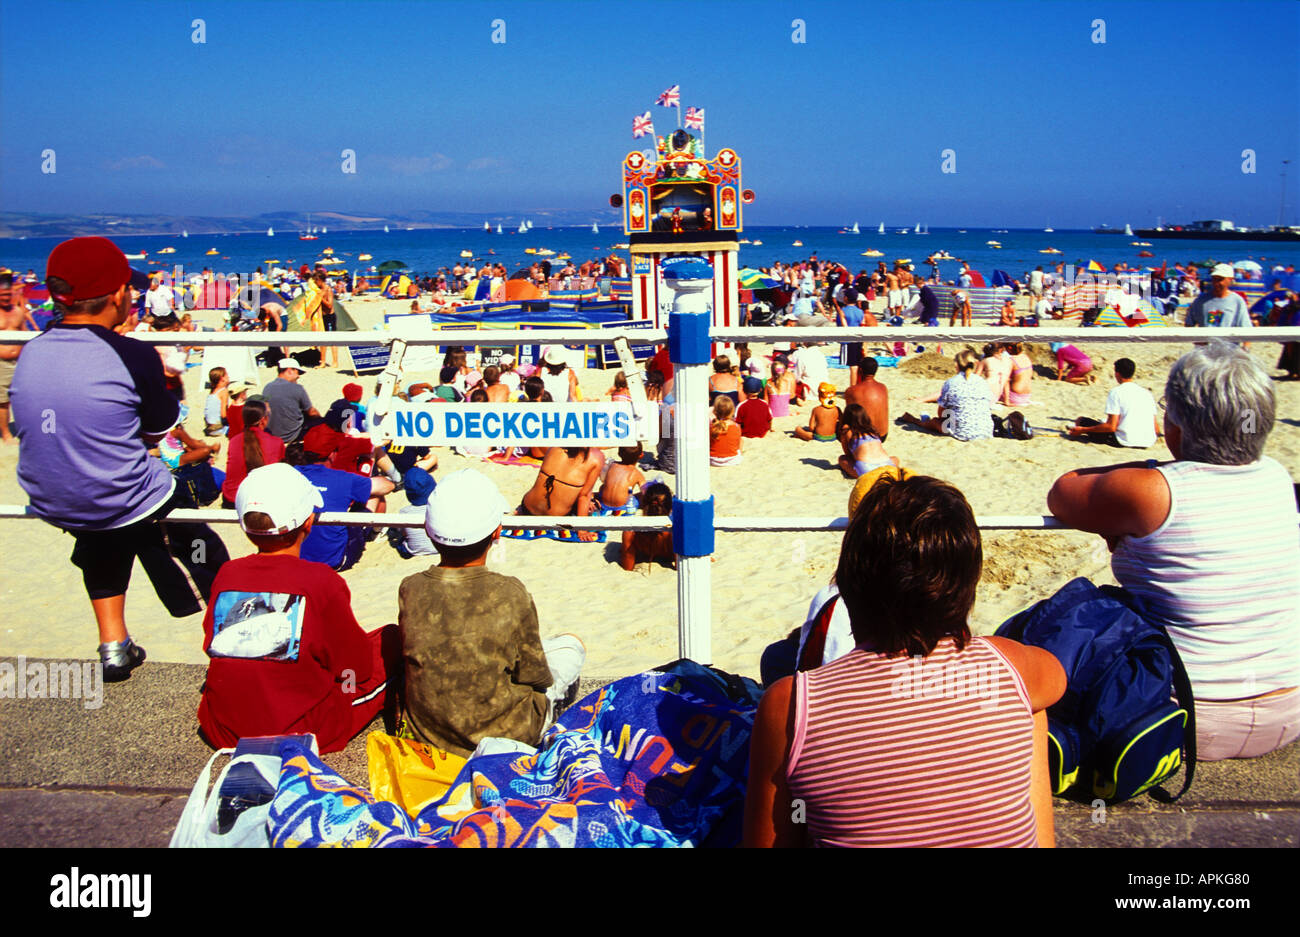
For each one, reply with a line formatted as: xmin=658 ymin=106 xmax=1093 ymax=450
xmin=632 ymin=111 xmax=654 ymax=138
xmin=684 ymin=106 xmax=704 ymax=131
xmin=656 ymin=84 xmax=680 ymax=108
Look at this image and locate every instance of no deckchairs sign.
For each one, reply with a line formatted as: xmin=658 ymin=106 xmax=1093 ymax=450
xmin=383 ymin=403 xmax=658 ymax=446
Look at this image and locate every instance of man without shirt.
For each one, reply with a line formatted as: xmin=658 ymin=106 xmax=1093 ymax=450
xmin=0 ymin=271 xmax=34 ymax=443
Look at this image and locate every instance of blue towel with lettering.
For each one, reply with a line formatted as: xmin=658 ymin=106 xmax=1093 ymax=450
xmin=268 ymin=661 xmax=761 ymax=848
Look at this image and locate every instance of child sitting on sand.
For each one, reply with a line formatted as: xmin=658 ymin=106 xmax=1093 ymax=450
xmin=620 ymin=481 xmax=675 ymax=571
xmin=765 ymin=356 xmax=796 ymax=418
xmin=605 ymin=371 xmax=632 ymax=403
xmin=736 ymin=376 xmax=773 ymax=438
xmin=597 ymin=444 xmax=646 ymax=513
xmin=481 ymin=365 xmax=512 ymax=403
xmin=708 ymin=355 xmax=740 ymax=406
xmin=837 ymin=403 xmax=899 ymax=479
xmin=709 ymin=396 xmax=743 ymax=466
xmin=399 ymin=469 xmax=586 ymax=756
xmin=198 ymin=464 xmax=395 ymax=754
xmin=794 ymin=383 xmax=842 ymax=441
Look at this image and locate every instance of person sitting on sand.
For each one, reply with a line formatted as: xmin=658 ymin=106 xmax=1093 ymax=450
xmin=497 ymin=353 xmax=521 ymax=397
xmin=1048 ymin=343 xmax=1299 ymax=761
xmin=1002 ymin=342 xmax=1034 ymax=406
xmin=481 ymin=365 xmax=511 ymax=403
xmin=793 ymin=382 xmax=842 ymax=442
xmin=620 ymin=481 xmax=675 ymax=572
xmin=765 ymin=356 xmax=796 ymax=418
xmin=898 ymin=348 xmax=994 ymax=441
xmin=837 ymin=404 xmax=898 ymax=479
xmin=392 ymin=467 xmax=438 ymax=558
xmin=708 ymin=355 xmax=740 ymax=407
xmin=790 ymin=342 xmax=830 ymax=406
xmin=538 ymin=345 xmax=580 ymax=402
xmin=518 ymin=446 xmax=603 ymax=541
xmin=399 ymin=469 xmax=585 ymax=757
xmin=977 ymin=343 xmax=1012 ymax=403
xmin=220 ymin=399 xmax=284 ymax=508
xmin=1053 ymin=342 xmax=1094 ymax=385
xmin=605 ymin=370 xmax=632 ymax=403
xmin=198 ymin=463 xmax=396 ymax=754
xmin=843 ymin=357 xmax=889 ymax=442
xmin=597 ymin=445 xmax=646 ymax=513
xmin=745 ymin=473 xmax=1066 ymax=847
xmin=736 ymin=376 xmax=772 ymax=438
xmin=1066 ymin=357 xmax=1161 ymax=448
xmin=519 ymin=374 xmax=544 ymax=403
xmin=203 ymin=367 xmax=230 ymax=436
xmin=290 ymin=425 xmax=394 ymax=571
xmin=997 ymin=297 xmax=1016 ymax=327
xmin=709 ymin=396 xmax=744 ymax=466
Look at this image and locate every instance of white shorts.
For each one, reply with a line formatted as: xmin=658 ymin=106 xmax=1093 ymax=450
xmin=887 ymin=289 xmax=903 ymax=307
xmin=543 ymin=633 xmax=586 ymax=708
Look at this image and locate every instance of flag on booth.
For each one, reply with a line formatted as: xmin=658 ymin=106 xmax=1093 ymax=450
xmin=632 ymin=111 xmax=654 ymax=139
xmin=656 ymin=85 xmax=680 ymax=108
xmin=684 ymin=106 xmax=704 ymax=131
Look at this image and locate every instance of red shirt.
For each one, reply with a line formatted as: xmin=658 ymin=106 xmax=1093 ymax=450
xmin=221 ymin=427 xmax=286 ymax=502
xmin=650 ymin=346 xmax=675 ymax=382
xmin=736 ymin=398 xmax=772 ymax=438
xmin=197 ymin=554 xmax=383 ymax=753
xmin=226 ymin=403 xmax=245 ymax=437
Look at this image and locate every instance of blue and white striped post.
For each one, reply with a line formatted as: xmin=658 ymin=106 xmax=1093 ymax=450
xmin=662 ymin=258 xmax=715 ymax=664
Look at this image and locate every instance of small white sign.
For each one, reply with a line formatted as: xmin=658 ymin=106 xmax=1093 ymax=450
xmin=383 ymin=402 xmax=657 ymax=446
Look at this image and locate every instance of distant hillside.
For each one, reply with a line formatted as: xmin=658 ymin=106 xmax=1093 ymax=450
xmin=0 ymin=208 xmax=622 ymax=239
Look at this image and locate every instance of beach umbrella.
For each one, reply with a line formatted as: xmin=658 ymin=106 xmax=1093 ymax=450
xmin=738 ymin=268 xmax=780 ymax=289
xmin=377 ymin=260 xmax=408 ymax=273
xmin=1232 ymin=260 xmax=1263 ymax=275
xmin=1086 ymin=260 xmax=1106 ymax=273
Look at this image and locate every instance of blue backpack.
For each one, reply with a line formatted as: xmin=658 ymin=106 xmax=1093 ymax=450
xmin=995 ymin=578 xmax=1196 ymax=803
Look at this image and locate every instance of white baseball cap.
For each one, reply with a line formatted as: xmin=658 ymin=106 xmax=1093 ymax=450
xmin=277 ymin=357 xmax=303 ymax=371
xmin=424 ymin=469 xmax=510 ymax=547
xmin=498 ymin=353 xmax=516 ymax=366
xmin=1210 ymin=263 xmax=1234 ymax=279
xmin=541 ymin=345 xmax=567 ymax=366
xmin=235 ymin=463 xmax=323 ymax=535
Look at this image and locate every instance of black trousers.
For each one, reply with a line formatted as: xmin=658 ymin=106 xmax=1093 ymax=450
xmin=67 ymin=490 xmax=231 ymax=617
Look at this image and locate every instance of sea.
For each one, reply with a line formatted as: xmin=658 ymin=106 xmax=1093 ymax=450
xmin=3 ymin=226 xmax=1298 ymax=286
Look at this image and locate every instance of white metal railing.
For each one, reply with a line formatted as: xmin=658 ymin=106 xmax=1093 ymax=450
xmin=2 ymin=323 xmax=1298 ymax=663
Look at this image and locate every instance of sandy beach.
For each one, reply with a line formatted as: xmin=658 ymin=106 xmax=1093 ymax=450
xmin=2 ymin=296 xmax=1296 ymax=680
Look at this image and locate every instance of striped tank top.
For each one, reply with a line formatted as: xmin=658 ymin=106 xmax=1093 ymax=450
xmin=787 ymin=638 xmax=1037 ymax=847
xmin=1110 ymin=457 xmax=1300 ymax=701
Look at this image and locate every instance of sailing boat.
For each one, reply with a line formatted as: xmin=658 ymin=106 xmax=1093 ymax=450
xmin=1124 ymin=223 xmax=1134 ymax=236
xmin=321 ymin=226 xmax=327 ymax=234
xmin=851 ymin=222 xmax=859 ymax=234
xmin=518 ymin=220 xmax=527 ymax=234
xmin=592 ymin=222 xmax=600 ymax=234
xmin=914 ymin=223 xmax=921 ymax=234
xmin=484 ymin=221 xmax=491 ymax=231
xmin=496 ymin=223 xmax=502 ymax=234
xmin=384 ymin=224 xmax=389 ymax=233
xmin=526 ymin=219 xmax=533 ymax=231
xmin=182 ymin=229 xmax=188 ymax=238
xmin=878 ymin=222 xmax=885 ymax=234
xmin=267 ymin=227 xmax=274 ymax=237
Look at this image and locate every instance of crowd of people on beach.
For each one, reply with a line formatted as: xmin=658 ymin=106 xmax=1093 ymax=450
xmin=3 ymin=235 xmax=1299 ymax=848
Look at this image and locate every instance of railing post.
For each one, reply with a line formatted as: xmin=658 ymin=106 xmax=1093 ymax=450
xmin=663 ymin=259 xmax=715 ymax=664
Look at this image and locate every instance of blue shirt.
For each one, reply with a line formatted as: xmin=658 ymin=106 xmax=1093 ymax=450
xmin=295 ymin=464 xmax=372 ymax=567
xmin=841 ymin=305 xmax=865 ymax=328
xmin=12 ymin=323 xmax=179 ymax=530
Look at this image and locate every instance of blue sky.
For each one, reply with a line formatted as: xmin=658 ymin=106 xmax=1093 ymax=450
xmin=1 ymin=0 xmax=1296 ymax=227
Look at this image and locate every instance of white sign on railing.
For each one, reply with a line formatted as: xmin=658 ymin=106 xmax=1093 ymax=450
xmin=383 ymin=402 xmax=657 ymax=446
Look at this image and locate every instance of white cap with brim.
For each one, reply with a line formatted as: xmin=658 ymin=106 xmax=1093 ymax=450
xmin=235 ymin=463 xmax=323 ymax=535
xmin=1211 ymin=263 xmax=1234 ymax=279
xmin=542 ymin=345 xmax=568 ymax=367
xmin=278 ymin=357 xmax=303 ymax=371
xmin=498 ymin=353 xmax=516 ymax=366
xmin=424 ymin=468 xmax=510 ymax=547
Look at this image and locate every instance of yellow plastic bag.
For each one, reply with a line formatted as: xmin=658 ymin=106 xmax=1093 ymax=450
xmin=366 ymin=731 xmax=467 ymax=819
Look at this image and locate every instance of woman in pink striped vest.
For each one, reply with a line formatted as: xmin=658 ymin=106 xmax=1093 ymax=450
xmin=744 ymin=475 xmax=1066 ymax=847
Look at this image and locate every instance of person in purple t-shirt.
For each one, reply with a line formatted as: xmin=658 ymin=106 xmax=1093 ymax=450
xmin=1051 ymin=342 xmax=1094 ymax=384
xmin=10 ymin=238 xmax=230 ymax=681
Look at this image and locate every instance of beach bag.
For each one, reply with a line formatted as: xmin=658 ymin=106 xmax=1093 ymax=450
xmin=173 ymin=461 xmax=221 ymax=508
xmin=170 ymin=735 xmax=317 ymax=848
xmin=366 ymin=731 xmax=467 ymax=819
xmin=992 ymin=411 xmax=1034 ymax=440
xmin=995 ymin=578 xmax=1195 ymax=804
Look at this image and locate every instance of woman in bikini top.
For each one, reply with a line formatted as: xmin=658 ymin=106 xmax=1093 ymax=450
xmin=520 ymin=447 xmax=600 ymax=517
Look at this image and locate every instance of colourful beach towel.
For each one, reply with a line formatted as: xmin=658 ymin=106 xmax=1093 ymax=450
xmin=267 ymin=661 xmax=762 ymax=848
xmin=501 ymin=526 xmax=608 ymax=543
xmin=486 ymin=450 xmax=543 ymax=467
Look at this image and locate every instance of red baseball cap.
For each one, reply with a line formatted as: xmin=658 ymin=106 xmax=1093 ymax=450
xmin=342 ymin=382 xmax=363 ymax=402
xmin=302 ymin=423 xmax=342 ymax=460
xmin=45 ymin=237 xmax=149 ymax=303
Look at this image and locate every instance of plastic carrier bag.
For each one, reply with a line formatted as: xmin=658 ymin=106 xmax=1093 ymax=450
xmin=366 ymin=731 xmax=467 ymax=819
xmin=169 ymin=735 xmax=317 ymax=848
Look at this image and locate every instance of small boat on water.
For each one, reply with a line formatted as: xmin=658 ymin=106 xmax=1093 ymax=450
xmin=158 ymin=247 xmax=176 ymax=254
xmin=181 ymin=230 xmax=188 ymax=238
xmin=484 ymin=222 xmax=491 ymax=231
xmin=124 ymin=251 xmax=147 ymax=260
xmin=851 ymin=222 xmax=860 ymax=234
xmin=1044 ymin=227 xmax=1055 ymax=233
xmin=267 ymin=227 xmax=274 ymax=237
xmin=1040 ymin=247 xmax=1063 ymax=254
xmin=1138 ymin=250 xmax=1154 ymax=257
xmin=205 ymin=248 xmax=219 ymax=255
xmin=1132 ymin=241 xmax=1152 ymax=247
xmin=861 ymin=249 xmax=884 ymax=257
xmin=496 ymin=224 xmax=503 ymax=234
xmin=384 ymin=225 xmax=390 ymax=233
xmin=592 ymin=222 xmax=600 ymax=234
xmin=460 ymin=250 xmax=473 ymax=258
xmin=752 ymin=240 xmax=762 ymax=246
xmin=792 ymin=240 xmax=803 ymax=246
xmin=986 ymin=240 xmax=1001 ymax=246
xmin=877 ymin=222 xmax=885 ymax=234
xmin=358 ymin=254 xmax=372 ymax=261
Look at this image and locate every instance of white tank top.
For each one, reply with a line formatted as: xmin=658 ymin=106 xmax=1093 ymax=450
xmin=1110 ymin=457 xmax=1300 ymax=700
xmin=539 ymin=369 xmax=571 ymax=403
